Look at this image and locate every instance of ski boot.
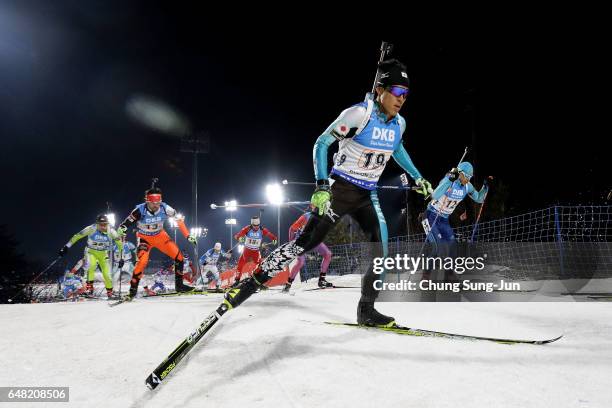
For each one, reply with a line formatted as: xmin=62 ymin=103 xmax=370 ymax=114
xmin=282 ymin=282 xmax=292 ymax=293
xmin=85 ymin=281 xmax=94 ymax=297
xmin=122 ymin=286 xmax=138 ymax=302
xmin=222 ymin=273 xmax=268 ymax=311
xmin=106 ymin=288 xmax=120 ymax=300
xmin=231 ymin=277 xmax=242 ymax=288
xmin=175 ymin=275 xmax=194 ymax=293
xmin=318 ymin=278 xmax=333 ymax=289
xmin=143 ymin=286 xmax=157 ymax=296
xmin=357 ymin=299 xmax=395 ymax=327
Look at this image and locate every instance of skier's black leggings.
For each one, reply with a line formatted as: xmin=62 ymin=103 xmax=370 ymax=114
xmin=259 ymin=177 xmax=389 ymax=302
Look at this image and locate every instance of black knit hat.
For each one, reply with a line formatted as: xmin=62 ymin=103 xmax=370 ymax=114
xmin=376 ymin=59 xmax=410 ymax=88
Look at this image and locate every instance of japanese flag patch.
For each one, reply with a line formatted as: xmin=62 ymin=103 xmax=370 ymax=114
xmin=331 ymin=123 xmax=350 ymax=140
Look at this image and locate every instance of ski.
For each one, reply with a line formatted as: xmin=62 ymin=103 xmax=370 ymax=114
xmin=108 ymin=297 xmax=131 ymax=307
xmin=53 ymin=295 xmax=99 ymax=303
xmin=562 ymin=292 xmax=612 ymax=296
xmin=324 ymin=322 xmax=563 ymax=345
xmin=145 ymin=304 xmax=228 ymax=390
xmin=108 ymin=289 xmax=218 ymax=307
xmin=143 ymin=290 xmax=211 ymax=298
xmin=588 ymin=295 xmax=612 ymax=301
xmin=203 ymin=288 xmax=225 ymax=293
xmin=303 ymin=286 xmax=360 ymax=292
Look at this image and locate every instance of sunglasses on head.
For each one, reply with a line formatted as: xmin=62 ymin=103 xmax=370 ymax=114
xmin=387 ymin=86 xmax=410 ymax=98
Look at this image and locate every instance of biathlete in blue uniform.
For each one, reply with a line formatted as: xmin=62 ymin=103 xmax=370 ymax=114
xmin=221 ymin=59 xmax=431 ymax=326
xmin=425 ymin=162 xmax=488 ymax=245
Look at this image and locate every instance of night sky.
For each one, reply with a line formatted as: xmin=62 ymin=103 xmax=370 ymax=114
xmin=1 ymin=2 xmax=606 ymax=265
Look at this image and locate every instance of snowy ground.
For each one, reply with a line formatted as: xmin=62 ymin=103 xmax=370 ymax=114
xmin=1 ymin=275 xmax=612 ymax=408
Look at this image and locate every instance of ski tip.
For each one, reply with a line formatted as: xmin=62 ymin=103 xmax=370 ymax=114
xmin=324 ymin=321 xmax=356 ymax=326
xmin=537 ymin=334 xmax=564 ymax=344
xmin=145 ymin=374 xmax=161 ymax=390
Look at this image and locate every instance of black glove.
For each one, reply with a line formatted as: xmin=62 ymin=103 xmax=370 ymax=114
xmin=483 ymin=176 xmax=494 ymax=187
xmin=448 ymin=168 xmax=460 ymax=182
xmin=59 ymin=245 xmax=69 ymax=257
xmin=118 ymin=260 xmax=125 ymax=268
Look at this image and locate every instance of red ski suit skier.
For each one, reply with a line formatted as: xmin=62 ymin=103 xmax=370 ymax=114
xmin=233 ymin=225 xmax=277 ymax=283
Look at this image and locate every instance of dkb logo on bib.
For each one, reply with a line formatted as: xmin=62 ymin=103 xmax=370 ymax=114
xmin=372 ymin=127 xmax=395 ymax=142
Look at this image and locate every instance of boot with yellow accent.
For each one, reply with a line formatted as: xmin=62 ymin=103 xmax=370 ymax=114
xmin=356 ymin=299 xmax=395 ymax=327
xmin=221 ymin=275 xmax=264 ymax=311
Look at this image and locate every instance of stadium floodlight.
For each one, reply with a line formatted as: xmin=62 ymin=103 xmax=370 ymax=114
xmin=266 ymin=183 xmax=284 ymax=206
xmin=105 ymin=213 xmax=116 ymax=227
xmin=225 ymin=200 xmax=237 ymax=212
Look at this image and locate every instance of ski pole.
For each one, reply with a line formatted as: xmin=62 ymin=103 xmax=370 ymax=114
xmin=210 ymin=201 xmax=310 ymax=209
xmin=117 ymin=235 xmax=125 ymax=295
xmin=281 ymin=179 xmax=422 ymax=191
xmin=227 ymin=241 xmax=241 ymax=253
xmin=469 ymin=176 xmax=493 ymax=243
